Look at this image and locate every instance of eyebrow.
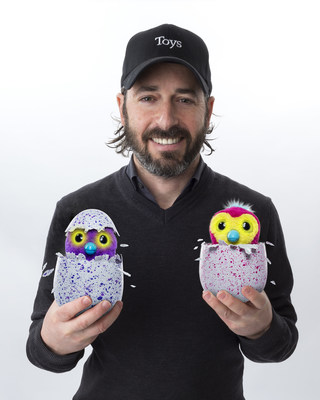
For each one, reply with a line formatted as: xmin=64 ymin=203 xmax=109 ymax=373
xmin=134 ymin=85 xmax=158 ymax=94
xmin=134 ymin=86 xmax=199 ymax=97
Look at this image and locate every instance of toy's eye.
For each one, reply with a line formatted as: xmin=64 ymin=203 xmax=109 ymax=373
xmin=75 ymin=233 xmax=83 ymax=242
xmin=70 ymin=230 xmax=86 ymax=246
xmin=243 ymin=222 xmax=251 ymax=231
xmin=218 ymin=222 xmax=226 ymax=230
xmin=96 ymin=232 xmax=112 ymax=248
xmin=99 ymin=235 xmax=107 ymax=244
xmin=99 ymin=234 xmax=108 ymax=244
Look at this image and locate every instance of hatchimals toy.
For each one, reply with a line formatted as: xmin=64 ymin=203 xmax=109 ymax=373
xmin=53 ymin=209 xmax=124 ymax=308
xmin=199 ymin=201 xmax=268 ymax=302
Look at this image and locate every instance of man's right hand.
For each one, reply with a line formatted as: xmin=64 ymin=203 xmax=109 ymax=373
xmin=41 ymin=296 xmax=123 ymax=355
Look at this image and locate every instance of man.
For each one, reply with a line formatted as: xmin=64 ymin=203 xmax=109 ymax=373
xmin=27 ymin=24 xmax=298 ymax=399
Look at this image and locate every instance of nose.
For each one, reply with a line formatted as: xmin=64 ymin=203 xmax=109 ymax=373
xmin=156 ymin=101 xmax=179 ymax=130
xmin=84 ymin=242 xmax=97 ymax=255
xmin=227 ymin=230 xmax=240 ymax=244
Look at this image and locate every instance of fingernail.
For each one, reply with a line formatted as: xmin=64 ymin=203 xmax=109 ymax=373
xmin=202 ymin=291 xmax=212 ymax=301
xmin=242 ymin=286 xmax=251 ymax=295
xmin=217 ymin=291 xmax=226 ymax=301
xmin=101 ymin=300 xmax=111 ymax=310
xmin=83 ymin=296 xmax=91 ymax=306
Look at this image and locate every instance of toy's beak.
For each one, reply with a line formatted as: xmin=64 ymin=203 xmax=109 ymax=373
xmin=227 ymin=230 xmax=240 ymax=244
xmin=84 ymin=242 xmax=97 ymax=255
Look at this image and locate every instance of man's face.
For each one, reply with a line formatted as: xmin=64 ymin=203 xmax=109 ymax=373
xmin=117 ymin=63 xmax=214 ymax=178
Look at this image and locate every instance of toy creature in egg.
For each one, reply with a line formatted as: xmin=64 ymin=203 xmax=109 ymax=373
xmin=53 ymin=209 xmax=123 ymax=309
xmin=199 ymin=201 xmax=268 ymax=302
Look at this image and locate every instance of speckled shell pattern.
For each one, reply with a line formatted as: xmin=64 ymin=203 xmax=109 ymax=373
xmin=199 ymin=242 xmax=268 ymax=302
xmin=65 ymin=208 xmax=119 ymax=235
xmin=54 ymin=253 xmax=123 ymax=307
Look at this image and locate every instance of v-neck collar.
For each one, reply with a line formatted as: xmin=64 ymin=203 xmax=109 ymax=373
xmin=125 ymin=156 xmax=206 ymax=206
xmin=118 ymin=161 xmax=213 ymax=224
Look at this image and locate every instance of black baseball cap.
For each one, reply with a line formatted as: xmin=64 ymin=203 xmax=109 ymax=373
xmin=121 ymin=24 xmax=212 ymax=96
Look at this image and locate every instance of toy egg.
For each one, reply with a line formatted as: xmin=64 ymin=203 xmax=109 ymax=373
xmin=53 ymin=209 xmax=123 ymax=308
xmin=199 ymin=241 xmax=268 ymax=302
xmin=199 ymin=201 xmax=268 ymax=302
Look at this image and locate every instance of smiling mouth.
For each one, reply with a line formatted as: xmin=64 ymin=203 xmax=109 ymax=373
xmin=151 ymin=137 xmax=182 ymax=145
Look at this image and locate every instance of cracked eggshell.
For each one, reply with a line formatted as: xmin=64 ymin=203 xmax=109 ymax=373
xmin=199 ymin=242 xmax=267 ymax=302
xmin=65 ymin=209 xmax=119 ymax=235
xmin=53 ymin=253 xmax=123 ymax=308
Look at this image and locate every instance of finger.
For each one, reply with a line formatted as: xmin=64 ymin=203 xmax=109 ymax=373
xmin=57 ymin=296 xmax=92 ymax=322
xmin=216 ymin=290 xmax=248 ymax=317
xmin=241 ymin=287 xmax=269 ymax=309
xmin=202 ymin=291 xmax=238 ymax=323
xmin=71 ymin=299 xmax=112 ymax=332
xmin=81 ymin=301 xmax=123 ymax=339
xmin=46 ymin=299 xmax=60 ymax=314
xmin=202 ymin=290 xmax=219 ymax=309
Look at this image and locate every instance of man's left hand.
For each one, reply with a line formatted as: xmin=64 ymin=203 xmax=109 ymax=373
xmin=202 ymin=287 xmax=273 ymax=339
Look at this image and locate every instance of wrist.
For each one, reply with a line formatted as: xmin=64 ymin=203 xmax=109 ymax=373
xmin=245 ymin=323 xmax=271 ymax=340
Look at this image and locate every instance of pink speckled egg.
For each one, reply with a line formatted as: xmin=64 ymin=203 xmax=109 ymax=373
xmin=199 ymin=241 xmax=268 ymax=302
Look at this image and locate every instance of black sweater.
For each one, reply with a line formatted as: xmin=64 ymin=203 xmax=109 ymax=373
xmin=27 ymin=163 xmax=298 ymax=399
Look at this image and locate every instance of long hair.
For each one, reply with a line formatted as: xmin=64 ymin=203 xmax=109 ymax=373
xmin=107 ymin=90 xmax=216 ymax=156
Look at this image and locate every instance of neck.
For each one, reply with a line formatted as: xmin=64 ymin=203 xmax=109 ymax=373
xmin=133 ymin=155 xmax=200 ymax=210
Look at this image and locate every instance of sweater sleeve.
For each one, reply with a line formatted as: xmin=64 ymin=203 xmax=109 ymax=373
xmin=238 ymin=199 xmax=298 ymax=362
xmin=26 ymin=201 xmax=84 ymax=372
xmin=26 ymin=318 xmax=84 ymax=373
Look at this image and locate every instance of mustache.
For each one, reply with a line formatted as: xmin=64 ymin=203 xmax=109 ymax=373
xmin=141 ymin=126 xmax=191 ymax=142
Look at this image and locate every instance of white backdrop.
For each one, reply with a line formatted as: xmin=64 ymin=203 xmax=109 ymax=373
xmin=1 ymin=0 xmax=319 ymax=399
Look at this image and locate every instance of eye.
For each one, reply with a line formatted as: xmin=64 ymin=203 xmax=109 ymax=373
xmin=70 ymin=230 xmax=86 ymax=246
xmin=140 ymin=96 xmax=155 ymax=103
xmin=75 ymin=233 xmax=83 ymax=243
xmin=99 ymin=234 xmax=108 ymax=245
xmin=218 ymin=222 xmax=226 ymax=230
xmin=96 ymin=231 xmax=112 ymax=248
xmin=242 ymin=222 xmax=251 ymax=231
xmin=179 ymin=98 xmax=193 ymax=104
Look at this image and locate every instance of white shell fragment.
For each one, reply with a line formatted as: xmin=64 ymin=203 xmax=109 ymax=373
xmin=199 ymin=242 xmax=268 ymax=302
xmin=42 ymin=268 xmax=54 ymax=278
xmin=65 ymin=209 xmax=119 ymax=235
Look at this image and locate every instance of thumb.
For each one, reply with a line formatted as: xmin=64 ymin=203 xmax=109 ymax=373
xmin=56 ymin=296 xmax=92 ymax=322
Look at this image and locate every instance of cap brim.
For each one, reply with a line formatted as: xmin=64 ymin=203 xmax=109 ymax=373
xmin=122 ymin=56 xmax=210 ymax=96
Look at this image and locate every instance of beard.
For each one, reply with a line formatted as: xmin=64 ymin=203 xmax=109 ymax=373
xmin=123 ymin=111 xmax=208 ymax=178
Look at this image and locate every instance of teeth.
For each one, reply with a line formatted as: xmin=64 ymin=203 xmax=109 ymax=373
xmin=152 ymin=137 xmax=180 ymax=145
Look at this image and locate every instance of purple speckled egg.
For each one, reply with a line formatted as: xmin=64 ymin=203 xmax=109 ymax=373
xmin=54 ymin=252 xmax=123 ymax=308
xmin=53 ymin=209 xmax=124 ymax=308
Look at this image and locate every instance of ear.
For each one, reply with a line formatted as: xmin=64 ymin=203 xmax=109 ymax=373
xmin=116 ymin=93 xmax=125 ymax=125
xmin=206 ymin=96 xmax=215 ymax=127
